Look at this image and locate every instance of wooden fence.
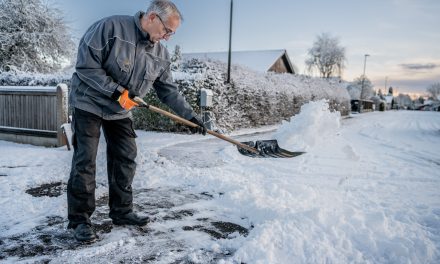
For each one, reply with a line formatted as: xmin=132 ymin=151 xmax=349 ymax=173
xmin=0 ymin=84 xmax=69 ymax=147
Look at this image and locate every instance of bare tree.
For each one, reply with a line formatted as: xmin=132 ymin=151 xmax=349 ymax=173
xmin=395 ymin=94 xmax=412 ymax=109
xmin=0 ymin=0 xmax=75 ymax=73
xmin=427 ymin=83 xmax=440 ymax=99
xmin=305 ymin=33 xmax=346 ymax=78
xmin=346 ymin=76 xmax=374 ymax=100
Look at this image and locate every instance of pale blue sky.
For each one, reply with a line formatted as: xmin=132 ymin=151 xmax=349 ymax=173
xmin=56 ymin=0 xmax=440 ymax=96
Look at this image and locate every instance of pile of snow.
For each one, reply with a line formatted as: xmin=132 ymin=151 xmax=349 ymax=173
xmin=273 ymin=99 xmax=341 ymax=151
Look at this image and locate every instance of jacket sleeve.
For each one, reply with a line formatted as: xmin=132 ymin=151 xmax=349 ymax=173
xmin=75 ymin=19 xmax=121 ymax=98
xmin=154 ymin=67 xmax=196 ymax=120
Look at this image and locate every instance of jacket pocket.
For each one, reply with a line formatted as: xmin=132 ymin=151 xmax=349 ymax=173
xmin=114 ymin=57 xmax=132 ymax=85
xmin=134 ymin=71 xmax=158 ymax=98
xmin=143 ymin=70 xmax=160 ymax=83
xmin=117 ymin=57 xmax=131 ymax=73
xmin=135 ymin=54 xmax=166 ymax=96
xmin=145 ymin=54 xmax=167 ymax=79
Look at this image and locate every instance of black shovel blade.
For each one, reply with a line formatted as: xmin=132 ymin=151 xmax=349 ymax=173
xmin=237 ymin=140 xmax=305 ymax=158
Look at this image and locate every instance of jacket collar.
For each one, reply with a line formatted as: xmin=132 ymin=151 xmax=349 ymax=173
xmin=134 ymin=11 xmax=152 ymax=43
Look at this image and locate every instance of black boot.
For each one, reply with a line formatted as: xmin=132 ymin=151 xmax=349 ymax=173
xmin=73 ymin=223 xmax=97 ymax=242
xmin=112 ymin=212 xmax=149 ymax=226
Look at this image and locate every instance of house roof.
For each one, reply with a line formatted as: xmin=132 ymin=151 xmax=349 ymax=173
xmin=183 ymin=49 xmax=295 ymax=73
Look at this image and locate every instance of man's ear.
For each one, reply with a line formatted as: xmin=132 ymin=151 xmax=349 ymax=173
xmin=147 ymin=12 xmax=156 ymax=22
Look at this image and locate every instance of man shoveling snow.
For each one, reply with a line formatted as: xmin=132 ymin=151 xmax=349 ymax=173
xmin=67 ymin=0 xmax=206 ymax=243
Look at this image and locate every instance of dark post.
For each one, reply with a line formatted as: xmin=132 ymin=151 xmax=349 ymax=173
xmin=227 ymin=0 xmax=233 ymax=83
xmin=359 ymin=54 xmax=370 ymax=113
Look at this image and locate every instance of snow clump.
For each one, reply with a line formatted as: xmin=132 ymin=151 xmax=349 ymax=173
xmin=272 ymin=99 xmax=341 ymax=151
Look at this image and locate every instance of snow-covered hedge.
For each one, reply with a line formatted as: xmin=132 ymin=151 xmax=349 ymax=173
xmin=0 ymin=70 xmax=72 ymax=86
xmin=0 ymin=58 xmax=350 ymax=133
xmin=133 ymin=58 xmax=350 ymax=132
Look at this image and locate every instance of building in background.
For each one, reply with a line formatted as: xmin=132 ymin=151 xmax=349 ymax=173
xmin=183 ymin=49 xmax=297 ymax=74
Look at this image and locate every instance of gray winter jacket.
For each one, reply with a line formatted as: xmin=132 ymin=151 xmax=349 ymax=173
xmin=69 ymin=11 xmax=196 ymax=120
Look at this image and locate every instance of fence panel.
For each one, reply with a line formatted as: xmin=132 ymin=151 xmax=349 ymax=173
xmin=0 ymin=84 xmax=68 ymax=147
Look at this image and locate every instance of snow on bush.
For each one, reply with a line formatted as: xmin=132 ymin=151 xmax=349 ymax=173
xmin=0 ymin=57 xmax=350 ymax=133
xmin=0 ymin=69 xmax=72 ymax=86
xmin=134 ymin=58 xmax=350 ymax=132
xmin=0 ymin=0 xmax=75 ymax=73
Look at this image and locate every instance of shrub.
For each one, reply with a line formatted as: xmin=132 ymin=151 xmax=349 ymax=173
xmin=133 ymin=58 xmax=350 ymax=132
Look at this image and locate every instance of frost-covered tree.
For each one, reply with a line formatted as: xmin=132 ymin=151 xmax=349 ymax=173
xmin=346 ymin=76 xmax=374 ymax=100
xmin=426 ymin=83 xmax=440 ymax=99
xmin=170 ymin=45 xmax=182 ymax=71
xmin=0 ymin=0 xmax=75 ymax=73
xmin=305 ymin=33 xmax=346 ymax=78
xmin=388 ymin=87 xmax=394 ymax=96
xmin=378 ymin=89 xmax=384 ymax=99
xmin=395 ymin=94 xmax=412 ymax=109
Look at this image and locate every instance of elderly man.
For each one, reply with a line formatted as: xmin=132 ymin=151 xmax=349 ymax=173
xmin=68 ymin=0 xmax=206 ymax=242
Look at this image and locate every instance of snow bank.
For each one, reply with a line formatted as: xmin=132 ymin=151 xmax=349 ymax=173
xmin=273 ymin=99 xmax=341 ymax=151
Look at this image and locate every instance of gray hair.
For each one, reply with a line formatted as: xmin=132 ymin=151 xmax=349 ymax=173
xmin=146 ymin=0 xmax=183 ymax=21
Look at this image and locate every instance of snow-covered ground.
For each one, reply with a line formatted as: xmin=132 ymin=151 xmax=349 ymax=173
xmin=0 ymin=101 xmax=439 ymax=263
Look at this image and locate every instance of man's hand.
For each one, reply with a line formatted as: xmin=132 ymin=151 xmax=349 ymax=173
xmin=118 ymin=89 xmax=138 ymax=110
xmin=189 ymin=115 xmax=207 ymax=135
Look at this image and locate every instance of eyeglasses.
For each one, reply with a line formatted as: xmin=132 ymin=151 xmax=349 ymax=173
xmin=156 ymin=14 xmax=175 ymax=37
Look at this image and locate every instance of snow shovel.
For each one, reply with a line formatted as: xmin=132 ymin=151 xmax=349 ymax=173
xmin=133 ymin=97 xmax=304 ymax=158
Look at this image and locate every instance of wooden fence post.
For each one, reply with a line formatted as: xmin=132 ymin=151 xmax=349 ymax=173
xmin=56 ymin=83 xmax=69 ymax=146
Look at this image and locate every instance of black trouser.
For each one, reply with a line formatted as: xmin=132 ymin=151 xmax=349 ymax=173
xmin=67 ymin=108 xmax=137 ymax=228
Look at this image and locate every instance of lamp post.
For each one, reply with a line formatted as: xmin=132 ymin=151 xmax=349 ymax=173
xmin=359 ymin=54 xmax=370 ymax=113
xmin=227 ymin=0 xmax=233 ymax=83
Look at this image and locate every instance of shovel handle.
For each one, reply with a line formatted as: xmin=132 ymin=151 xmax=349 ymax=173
xmin=134 ymin=97 xmax=259 ymax=154
xmin=207 ymin=128 xmax=260 ymax=154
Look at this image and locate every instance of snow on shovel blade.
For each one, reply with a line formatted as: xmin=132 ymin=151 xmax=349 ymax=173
xmin=237 ymin=140 xmax=305 ymax=158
